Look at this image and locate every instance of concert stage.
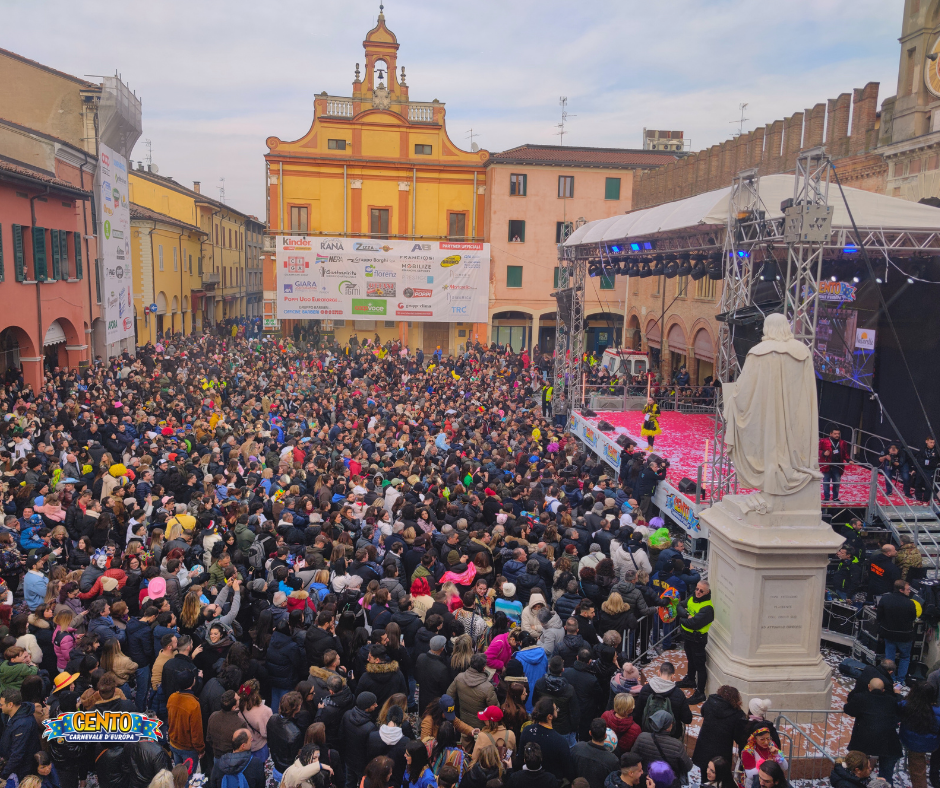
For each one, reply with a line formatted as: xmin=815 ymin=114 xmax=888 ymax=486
xmin=571 ymin=408 xmax=917 ymax=535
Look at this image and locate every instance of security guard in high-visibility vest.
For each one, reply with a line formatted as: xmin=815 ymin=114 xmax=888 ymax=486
xmin=542 ymin=384 xmax=553 ymax=417
xmin=676 ymin=579 xmax=714 ymax=705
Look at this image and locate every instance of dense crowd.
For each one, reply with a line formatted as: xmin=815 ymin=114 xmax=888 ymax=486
xmin=0 ymin=332 xmax=919 ymax=788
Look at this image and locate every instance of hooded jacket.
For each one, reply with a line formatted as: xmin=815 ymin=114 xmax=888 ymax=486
xmin=212 ymin=749 xmax=266 ymax=788
xmin=512 ymin=646 xmax=548 ymax=712
xmin=634 ymin=676 xmax=693 ymax=733
xmin=0 ymin=702 xmax=41 ymax=779
xmin=533 ymin=673 xmax=579 ymax=735
xmin=692 ymin=693 xmax=749 ymax=768
xmin=340 ymin=706 xmax=378 ymax=773
xmin=601 ymin=708 xmax=641 ymax=753
xmin=266 ymin=629 xmax=306 ymax=689
xmin=522 ymin=592 xmax=548 ymax=634
xmin=446 ymin=666 xmax=498 ymax=726
xmin=315 ymin=686 xmax=355 ymax=751
xmin=355 ymin=659 xmax=408 ymax=709
xmin=537 ymin=613 xmax=565 ymax=656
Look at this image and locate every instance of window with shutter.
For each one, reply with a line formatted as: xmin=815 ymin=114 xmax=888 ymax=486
xmin=12 ymin=225 xmax=25 ymax=282
xmin=50 ymin=229 xmax=61 ymax=280
xmin=33 ymin=226 xmax=47 ymax=281
xmin=59 ymin=230 xmax=69 ymax=278
xmin=0 ymin=224 xmax=4 ymax=282
xmin=74 ymin=231 xmax=83 ymax=279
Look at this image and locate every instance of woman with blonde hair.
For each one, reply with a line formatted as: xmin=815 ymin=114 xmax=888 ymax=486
xmin=449 ymin=634 xmax=473 ymax=677
xmin=52 ymin=609 xmax=79 ymax=670
xmin=598 ymin=591 xmax=637 ymax=638
xmin=603 ymin=692 xmax=642 ymax=753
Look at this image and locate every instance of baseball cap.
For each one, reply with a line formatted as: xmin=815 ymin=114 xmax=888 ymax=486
xmin=478 ymin=706 xmax=504 ymax=723
xmin=439 ymin=695 xmax=456 ymax=721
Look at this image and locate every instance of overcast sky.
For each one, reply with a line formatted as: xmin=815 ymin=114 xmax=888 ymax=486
xmin=5 ymin=0 xmax=904 ymax=218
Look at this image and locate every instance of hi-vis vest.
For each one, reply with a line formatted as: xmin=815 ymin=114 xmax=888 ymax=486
xmin=680 ymin=597 xmax=713 ymax=634
xmin=543 ymin=386 xmax=553 ymax=402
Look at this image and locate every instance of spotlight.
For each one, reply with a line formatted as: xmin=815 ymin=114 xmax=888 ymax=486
xmin=677 ymin=260 xmax=692 ymax=277
xmin=650 ymin=259 xmax=664 ymax=277
xmin=908 ymin=276 xmax=915 ymax=284
xmin=830 ymin=275 xmax=837 ymax=282
xmin=664 ymin=260 xmax=678 ymax=279
xmin=876 ymin=277 xmax=884 ymax=284
xmin=639 ymin=261 xmax=653 ymax=278
xmin=852 ymin=276 xmax=860 ymax=283
xmin=690 ymin=262 xmax=707 ymax=281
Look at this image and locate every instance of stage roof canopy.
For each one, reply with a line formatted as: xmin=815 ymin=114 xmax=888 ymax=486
xmin=564 ymin=173 xmax=940 ymax=249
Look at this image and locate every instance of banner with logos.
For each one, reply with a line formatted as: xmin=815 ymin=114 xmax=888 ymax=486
xmin=97 ymin=143 xmax=134 ymax=344
xmin=275 ymin=237 xmax=490 ymax=323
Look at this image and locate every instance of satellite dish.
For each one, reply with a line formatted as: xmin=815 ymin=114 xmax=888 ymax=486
xmin=471 ymin=143 xmax=479 ymax=152
xmin=151 ymin=164 xmax=160 ymax=174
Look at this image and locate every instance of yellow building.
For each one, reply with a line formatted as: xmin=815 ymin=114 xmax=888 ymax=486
xmin=130 ymin=203 xmax=206 ymax=343
xmin=129 ymin=167 xmax=251 ymax=331
xmin=263 ymin=8 xmax=488 ymax=351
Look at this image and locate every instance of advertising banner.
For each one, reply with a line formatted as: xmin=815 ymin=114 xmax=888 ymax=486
xmin=97 ymin=143 xmax=134 ymax=344
xmin=276 ymin=237 xmax=490 ymax=322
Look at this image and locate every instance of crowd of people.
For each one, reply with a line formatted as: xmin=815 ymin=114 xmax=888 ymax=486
xmin=0 ymin=331 xmax=922 ymax=788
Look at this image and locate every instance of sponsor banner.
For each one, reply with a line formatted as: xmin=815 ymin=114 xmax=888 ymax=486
xmin=855 ymin=328 xmax=875 ymax=350
xmin=663 ymin=492 xmax=701 ymax=533
xmin=97 ymin=143 xmax=134 ymax=344
xmin=44 ymin=711 xmax=162 ymax=743
xmin=276 ymin=237 xmax=489 ymax=322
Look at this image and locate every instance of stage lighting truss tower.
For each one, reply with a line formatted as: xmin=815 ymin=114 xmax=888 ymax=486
xmin=552 ymin=233 xmax=586 ymax=418
xmin=711 ymin=167 xmax=763 ymax=499
xmin=783 ymin=146 xmax=834 ymax=346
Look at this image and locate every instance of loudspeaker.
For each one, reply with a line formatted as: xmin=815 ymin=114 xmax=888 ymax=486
xmin=598 ymin=420 xmax=614 ymax=431
xmin=582 ymin=409 xmax=597 ymax=417
xmin=616 ymin=435 xmax=636 ymax=449
xmin=678 ymin=477 xmax=699 ymax=495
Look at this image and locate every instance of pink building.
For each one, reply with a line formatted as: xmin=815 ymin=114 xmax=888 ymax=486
xmin=484 ymin=144 xmax=678 ymax=354
xmin=0 ymin=118 xmax=98 ymax=390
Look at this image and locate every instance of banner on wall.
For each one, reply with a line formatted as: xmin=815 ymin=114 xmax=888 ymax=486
xmin=276 ymin=237 xmax=490 ymax=322
xmin=97 ymin=143 xmax=135 ymax=344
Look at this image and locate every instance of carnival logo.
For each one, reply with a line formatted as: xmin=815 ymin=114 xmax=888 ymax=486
xmin=812 ymin=281 xmax=857 ymax=302
xmin=583 ymin=427 xmax=597 ymax=447
xmin=665 ymin=493 xmax=700 ymax=532
xmin=44 ymin=711 xmax=162 ymax=744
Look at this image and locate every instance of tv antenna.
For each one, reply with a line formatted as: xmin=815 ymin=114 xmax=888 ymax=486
xmin=556 ymin=97 xmax=576 ymax=145
xmin=218 ymin=177 xmax=226 ymax=204
xmin=731 ymin=103 xmax=749 ymax=137
xmin=144 ymin=139 xmax=152 ymax=166
xmin=466 ymin=128 xmax=480 ymax=152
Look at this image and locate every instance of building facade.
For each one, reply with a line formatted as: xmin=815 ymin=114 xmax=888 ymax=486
xmin=245 ymin=216 xmax=264 ymax=318
xmin=484 ymin=145 xmax=679 ymax=354
xmin=129 ymin=168 xmax=251 ymax=330
xmin=262 ymin=9 xmax=488 ymax=352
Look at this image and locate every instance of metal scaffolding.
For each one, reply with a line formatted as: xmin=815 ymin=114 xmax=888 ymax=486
xmin=552 ymin=239 xmax=586 ymax=417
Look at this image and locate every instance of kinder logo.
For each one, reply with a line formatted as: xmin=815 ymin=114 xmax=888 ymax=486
xmin=283 ymin=238 xmax=313 ymax=250
xmin=321 ymin=240 xmax=344 ymax=250
xmin=403 ymin=287 xmax=432 ymax=298
xmin=284 ymin=257 xmax=308 ymax=274
xmin=440 ymin=242 xmax=483 ymax=250
xmin=351 ymin=298 xmax=387 ymax=315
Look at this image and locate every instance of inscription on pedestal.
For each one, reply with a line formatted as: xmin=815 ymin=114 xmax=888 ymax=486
xmin=758 ymin=578 xmax=807 ymax=649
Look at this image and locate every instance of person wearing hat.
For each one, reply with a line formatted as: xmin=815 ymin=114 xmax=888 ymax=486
xmin=631 ymin=709 xmax=693 ymax=786
xmin=341 ymin=691 xmax=378 ymax=788
xmin=470 ymin=704 xmax=515 ymax=766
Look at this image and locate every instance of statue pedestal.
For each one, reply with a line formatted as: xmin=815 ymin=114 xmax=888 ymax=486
xmin=701 ymin=495 xmax=845 ymax=710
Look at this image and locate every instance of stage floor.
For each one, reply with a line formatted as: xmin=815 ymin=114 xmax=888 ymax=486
xmin=575 ymin=409 xmax=920 ymax=510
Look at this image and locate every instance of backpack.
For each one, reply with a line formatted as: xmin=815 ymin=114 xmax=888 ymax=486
xmin=248 ymin=541 xmax=266 ymax=570
xmin=482 ymin=731 xmax=512 ymax=767
xmin=221 ymin=758 xmax=251 ymax=788
xmin=641 ymin=690 xmax=682 ymax=739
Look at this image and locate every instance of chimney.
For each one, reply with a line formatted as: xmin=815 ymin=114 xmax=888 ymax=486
xmin=193 ymin=181 xmax=201 ymax=194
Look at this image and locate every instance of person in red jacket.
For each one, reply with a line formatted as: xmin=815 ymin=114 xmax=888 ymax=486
xmin=819 ymin=427 xmax=851 ymax=502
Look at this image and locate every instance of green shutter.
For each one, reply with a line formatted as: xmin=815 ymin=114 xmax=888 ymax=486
xmin=605 ymin=177 xmax=621 ymax=200
xmin=12 ymin=225 xmax=25 ymax=282
xmin=59 ymin=231 xmax=69 ymax=279
xmin=0 ymin=224 xmax=4 ymax=282
xmin=50 ymin=229 xmax=61 ymax=280
xmin=33 ymin=226 xmax=47 ymax=281
xmin=507 ymin=265 xmax=523 ymax=288
xmin=553 ymin=267 xmax=559 ymax=288
xmin=74 ymin=231 xmax=83 ymax=279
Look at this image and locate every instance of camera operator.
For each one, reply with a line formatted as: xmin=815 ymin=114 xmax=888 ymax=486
xmin=634 ymin=457 xmax=667 ymax=518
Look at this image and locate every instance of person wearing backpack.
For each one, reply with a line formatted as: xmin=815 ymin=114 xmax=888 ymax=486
xmin=633 ymin=662 xmax=692 ymax=741
xmin=630 ymin=710 xmax=693 ymax=788
xmin=469 ymin=705 xmax=516 ymax=766
xmin=210 ymin=728 xmax=265 ymax=788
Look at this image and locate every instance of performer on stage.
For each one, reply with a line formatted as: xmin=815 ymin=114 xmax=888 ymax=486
xmin=641 ymin=397 xmax=662 ymax=449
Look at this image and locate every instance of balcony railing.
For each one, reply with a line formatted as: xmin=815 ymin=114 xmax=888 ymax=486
xmin=408 ymin=103 xmax=435 ymax=123
xmin=323 ymin=98 xmax=353 ymax=118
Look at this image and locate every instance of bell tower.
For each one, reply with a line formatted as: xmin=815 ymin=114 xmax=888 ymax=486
xmin=359 ymin=3 xmax=405 ymax=110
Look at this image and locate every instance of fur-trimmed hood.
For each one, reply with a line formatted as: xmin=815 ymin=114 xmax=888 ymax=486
xmin=365 ymin=659 xmax=400 ymax=675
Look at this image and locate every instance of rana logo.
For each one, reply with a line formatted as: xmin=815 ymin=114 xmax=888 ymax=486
xmin=351 ymin=298 xmax=387 ymax=315
xmin=104 ymin=221 xmax=111 ymax=239
xmin=320 ymin=240 xmax=344 ymax=250
xmin=440 ymin=254 xmax=461 ymax=268
xmin=338 ymin=280 xmax=361 ymax=296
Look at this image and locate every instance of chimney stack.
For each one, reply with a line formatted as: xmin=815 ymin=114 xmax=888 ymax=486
xmin=193 ymin=181 xmax=201 ymax=193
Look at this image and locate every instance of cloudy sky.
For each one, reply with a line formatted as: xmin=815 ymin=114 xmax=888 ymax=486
xmin=5 ymin=0 xmax=904 ymax=217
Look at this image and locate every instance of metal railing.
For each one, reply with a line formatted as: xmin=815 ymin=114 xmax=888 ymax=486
xmin=773 ymin=711 xmax=848 ymax=784
xmin=408 ymin=104 xmax=435 ymax=122
xmin=323 ymin=98 xmax=353 ymax=117
xmin=870 ymin=466 xmax=940 ymax=571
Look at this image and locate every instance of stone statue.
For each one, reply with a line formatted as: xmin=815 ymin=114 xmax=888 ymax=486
xmin=722 ymin=313 xmax=822 ymax=520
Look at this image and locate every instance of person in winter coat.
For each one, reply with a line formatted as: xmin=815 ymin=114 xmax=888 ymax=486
xmin=897 ymin=681 xmax=940 ymax=788
xmin=843 ymin=676 xmax=903 ymax=783
xmin=596 ymin=593 xmax=637 ymax=640
xmin=563 ymin=648 xmax=602 ymax=740
xmin=532 ymin=656 xmax=580 ymax=743
xmin=447 ymin=653 xmax=498 ymax=727
xmin=485 ymin=629 xmax=522 ymax=674
xmin=602 ymin=693 xmax=642 ymax=753
xmin=553 ymin=581 xmax=582 ymax=622
xmin=611 ymin=539 xmax=652 ymax=580
xmin=124 ymin=737 xmax=173 ymax=788
xmin=571 ymin=718 xmax=622 ymax=788
xmin=631 ymin=711 xmax=692 ymax=787
xmin=876 ymin=579 xmax=919 ymax=684
xmin=692 ymin=685 xmax=749 ymax=770
xmin=267 ymin=620 xmax=306 ymax=711
xmin=522 ymin=592 xmax=548 ymax=635
xmin=305 ymin=612 xmax=344 ymax=667
xmin=537 ymin=608 xmax=565 ymax=657
xmin=341 ymin=692 xmax=379 ymax=788
xmin=315 ymin=675 xmax=356 ymax=754
xmin=365 ymin=704 xmax=411 ymax=787
xmin=830 ymin=751 xmax=875 ymax=788
xmin=555 ymin=618 xmax=588 ymax=668
xmin=633 ymin=662 xmax=693 ymax=739
xmin=268 ymin=691 xmax=305 ymax=781
xmin=211 ymin=730 xmax=266 ymax=788
xmin=356 ymin=644 xmax=409 ymax=710
xmin=0 ymin=690 xmax=42 ymax=781
xmin=52 ymin=611 xmax=81 ymax=671
xmin=415 ymin=635 xmax=452 ymax=715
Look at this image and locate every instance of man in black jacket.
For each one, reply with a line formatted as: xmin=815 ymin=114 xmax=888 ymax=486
xmin=633 ymin=461 xmax=666 ymax=518
xmin=877 ymin=579 xmax=919 ymax=687
xmin=314 ymin=675 xmax=355 ymax=754
xmin=634 ymin=662 xmax=693 ymax=737
xmin=571 ymin=718 xmax=621 ymax=788
xmin=341 ymin=692 xmax=378 ymax=788
xmin=355 ymin=644 xmax=408 ymax=709
xmin=305 ymin=611 xmax=344 ymax=666
xmin=414 ymin=635 xmax=451 ymax=714
xmin=867 ymin=544 xmax=901 ymax=600
xmin=532 ymin=656 xmax=580 ymax=744
xmin=827 ymin=547 xmax=864 ymax=599
xmin=162 ymin=635 xmax=203 ymax=699
xmin=563 ymin=649 xmax=602 ymax=741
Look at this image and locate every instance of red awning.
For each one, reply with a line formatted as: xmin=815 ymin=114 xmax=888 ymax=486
xmin=645 ymin=320 xmax=661 ymax=347
xmin=668 ymin=324 xmax=687 ymax=354
xmin=693 ymin=329 xmax=715 ymax=362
